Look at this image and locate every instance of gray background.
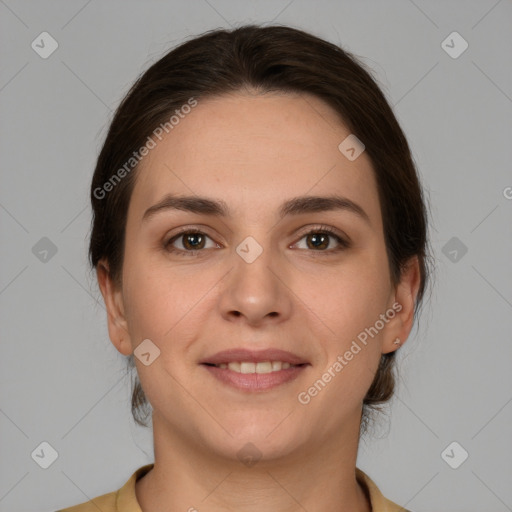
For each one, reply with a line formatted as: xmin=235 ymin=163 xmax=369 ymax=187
xmin=1 ymin=1 xmax=511 ymax=511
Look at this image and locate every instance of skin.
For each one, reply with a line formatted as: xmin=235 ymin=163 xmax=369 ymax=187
xmin=97 ymin=91 xmax=420 ymax=512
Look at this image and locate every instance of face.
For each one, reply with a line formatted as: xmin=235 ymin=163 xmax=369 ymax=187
xmin=99 ymin=91 xmax=419 ymax=462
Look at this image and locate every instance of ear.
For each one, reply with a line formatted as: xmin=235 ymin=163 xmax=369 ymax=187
xmin=382 ymin=255 xmax=422 ymax=354
xmin=96 ymin=259 xmax=132 ymax=356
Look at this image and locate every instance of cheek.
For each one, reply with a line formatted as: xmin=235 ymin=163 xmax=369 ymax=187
xmin=311 ymin=256 xmax=392 ymax=338
xmin=121 ymin=249 xmax=176 ymax=341
xmin=121 ymin=251 xmax=217 ymax=347
xmin=302 ymin=249 xmax=391 ymax=391
xmin=298 ymin=271 xmax=388 ymax=418
xmin=124 ymin=275 xmax=180 ymax=342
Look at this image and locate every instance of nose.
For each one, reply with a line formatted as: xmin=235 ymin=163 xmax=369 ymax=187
xmin=217 ymin=240 xmax=293 ymax=327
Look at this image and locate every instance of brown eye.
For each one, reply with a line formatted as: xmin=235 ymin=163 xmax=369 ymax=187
xmin=305 ymin=232 xmax=330 ymax=250
xmin=294 ymin=227 xmax=350 ymax=253
xmin=181 ymin=232 xmax=206 ymax=250
xmin=165 ymin=231 xmax=217 ymax=255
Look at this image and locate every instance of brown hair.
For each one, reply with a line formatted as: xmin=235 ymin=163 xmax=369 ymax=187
xmin=89 ymin=24 xmax=432 ymax=430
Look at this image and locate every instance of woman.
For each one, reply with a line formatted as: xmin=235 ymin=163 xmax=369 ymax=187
xmin=59 ymin=24 xmax=431 ymax=512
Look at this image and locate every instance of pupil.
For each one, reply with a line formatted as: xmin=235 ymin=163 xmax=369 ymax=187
xmin=185 ymin=233 xmax=203 ymax=249
xmin=309 ymin=233 xmax=328 ymax=249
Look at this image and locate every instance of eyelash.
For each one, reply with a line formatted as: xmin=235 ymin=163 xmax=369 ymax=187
xmin=163 ymin=225 xmax=351 ymax=257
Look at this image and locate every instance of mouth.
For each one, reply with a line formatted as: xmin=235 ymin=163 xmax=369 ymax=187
xmin=200 ymin=348 xmax=310 ymax=392
xmin=202 ymin=361 xmax=305 ymax=373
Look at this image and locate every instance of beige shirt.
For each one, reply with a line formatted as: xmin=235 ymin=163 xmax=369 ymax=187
xmin=57 ymin=464 xmax=410 ymax=512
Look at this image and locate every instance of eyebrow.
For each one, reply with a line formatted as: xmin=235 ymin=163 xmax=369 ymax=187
xmin=142 ymin=194 xmax=371 ymax=225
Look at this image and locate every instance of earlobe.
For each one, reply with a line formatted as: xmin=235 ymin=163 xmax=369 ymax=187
xmin=383 ymin=256 xmax=421 ymax=354
xmin=96 ymin=260 xmax=132 ymax=356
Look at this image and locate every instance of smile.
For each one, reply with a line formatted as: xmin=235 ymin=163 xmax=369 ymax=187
xmin=207 ymin=361 xmax=299 ymax=373
xmin=201 ymin=362 xmax=308 ymax=391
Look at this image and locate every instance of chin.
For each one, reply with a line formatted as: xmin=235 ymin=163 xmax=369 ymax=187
xmin=203 ymin=417 xmax=311 ymax=463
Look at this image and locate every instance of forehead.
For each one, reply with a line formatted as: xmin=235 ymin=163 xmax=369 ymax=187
xmin=128 ymin=91 xmax=381 ymax=226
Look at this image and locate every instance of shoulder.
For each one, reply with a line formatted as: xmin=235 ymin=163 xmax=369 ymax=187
xmin=56 ymin=490 xmax=116 ymax=512
xmin=356 ymin=467 xmax=412 ymax=512
xmin=56 ymin=463 xmax=154 ymax=512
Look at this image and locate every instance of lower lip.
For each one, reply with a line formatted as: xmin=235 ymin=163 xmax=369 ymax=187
xmin=201 ymin=364 xmax=308 ymax=391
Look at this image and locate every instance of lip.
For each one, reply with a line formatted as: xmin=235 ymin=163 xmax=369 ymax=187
xmin=199 ymin=348 xmax=310 ymax=392
xmin=199 ymin=348 xmax=309 ymax=365
xmin=202 ymin=364 xmax=308 ymax=392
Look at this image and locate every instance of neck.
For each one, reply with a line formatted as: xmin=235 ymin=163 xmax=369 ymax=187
xmin=136 ymin=412 xmax=371 ymax=512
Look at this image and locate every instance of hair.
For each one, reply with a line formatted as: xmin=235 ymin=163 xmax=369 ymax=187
xmin=88 ymin=24 xmax=432 ymax=431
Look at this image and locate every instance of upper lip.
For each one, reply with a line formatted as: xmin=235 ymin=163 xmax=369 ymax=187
xmin=200 ymin=348 xmax=309 ymax=365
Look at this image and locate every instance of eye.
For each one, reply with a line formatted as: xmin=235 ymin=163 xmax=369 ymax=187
xmin=293 ymin=225 xmax=350 ymax=253
xmin=164 ymin=229 xmax=219 ymax=256
xmin=163 ymin=225 xmax=350 ymax=257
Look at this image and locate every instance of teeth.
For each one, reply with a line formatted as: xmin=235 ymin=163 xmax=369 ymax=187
xmin=215 ymin=361 xmax=297 ymax=373
xmin=228 ymin=362 xmax=240 ymax=372
xmin=241 ymin=362 xmax=256 ymax=374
